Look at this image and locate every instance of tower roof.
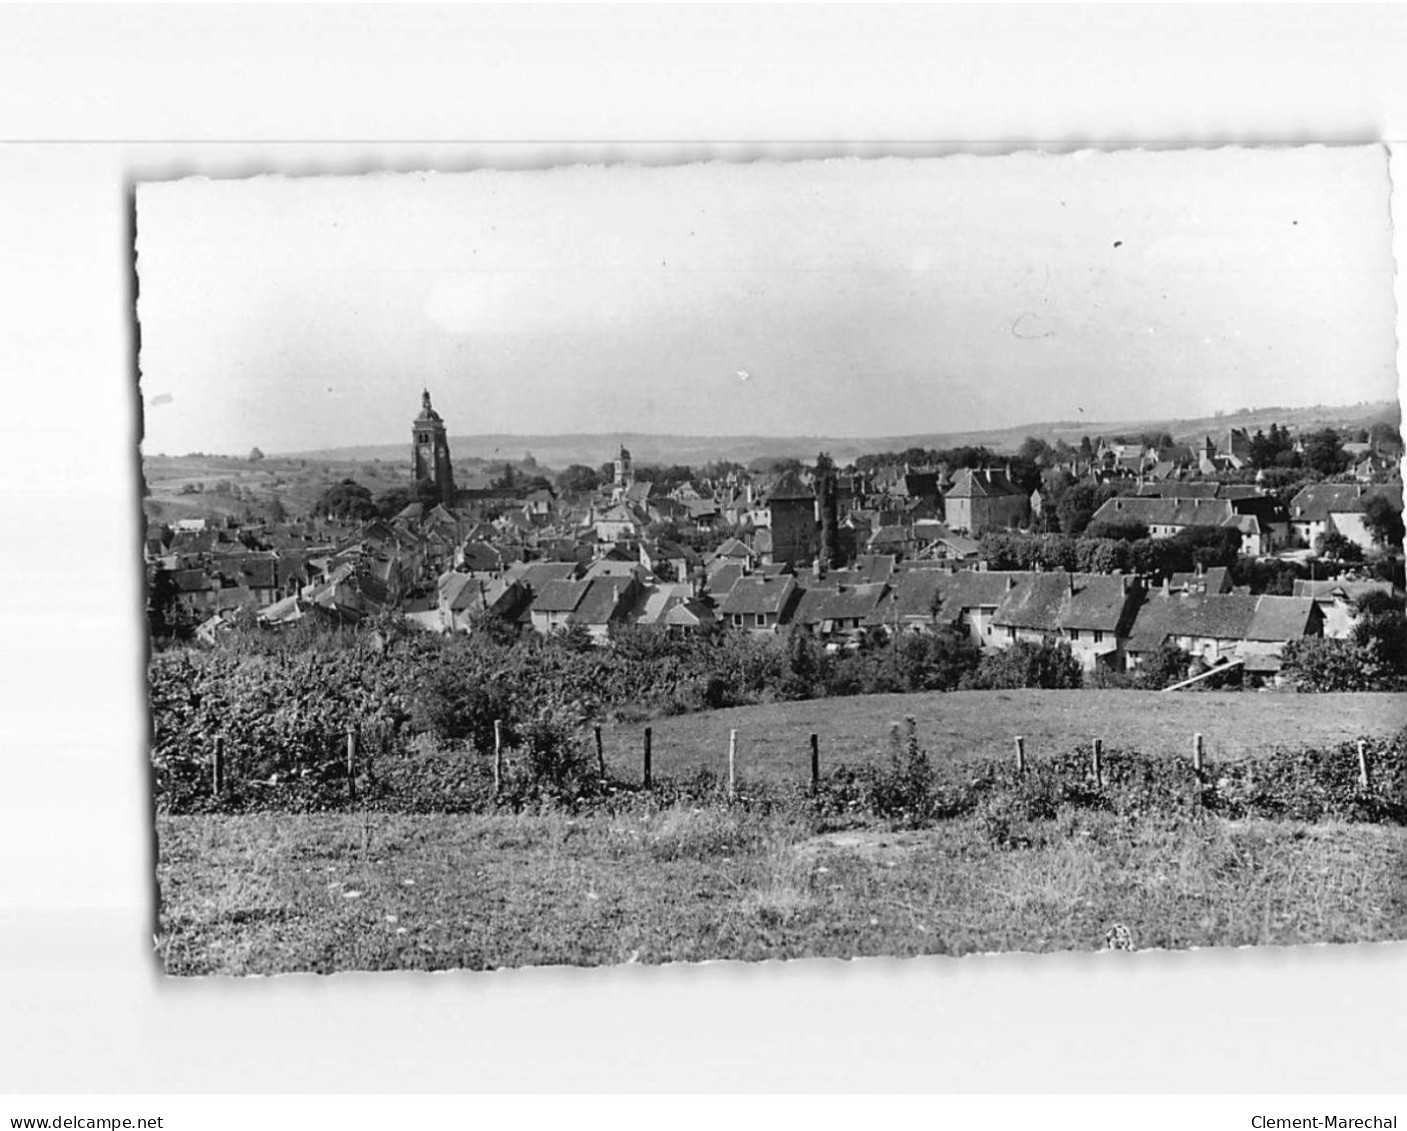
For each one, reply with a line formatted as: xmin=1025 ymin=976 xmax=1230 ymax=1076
xmin=416 ymin=388 xmax=443 ymax=423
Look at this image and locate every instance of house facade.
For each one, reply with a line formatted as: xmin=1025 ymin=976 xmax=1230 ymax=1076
xmin=944 ymin=468 xmax=1029 ymax=535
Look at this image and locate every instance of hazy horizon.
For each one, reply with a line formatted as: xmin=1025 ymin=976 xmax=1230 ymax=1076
xmin=136 ymin=147 xmax=1400 ymax=455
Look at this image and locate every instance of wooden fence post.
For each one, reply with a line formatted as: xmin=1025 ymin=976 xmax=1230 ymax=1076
xmin=810 ymin=733 xmax=820 ymax=796
xmin=643 ymin=727 xmax=653 ymax=788
xmin=492 ymin=719 xmax=503 ymax=796
xmin=594 ymin=724 xmax=606 ymax=780
xmin=1091 ymin=737 xmax=1103 ymax=790
xmin=1193 ymin=732 xmax=1205 ymax=776
xmin=346 ymin=725 xmax=358 ymax=805
xmin=212 ymin=736 xmax=224 ymax=798
xmin=727 ymin=729 xmax=737 ymax=800
xmin=1358 ymin=740 xmax=1372 ymax=792
xmin=1014 ymin=735 xmax=1026 ymax=776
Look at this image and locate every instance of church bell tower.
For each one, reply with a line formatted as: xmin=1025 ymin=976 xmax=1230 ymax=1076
xmin=412 ymin=388 xmax=455 ymax=506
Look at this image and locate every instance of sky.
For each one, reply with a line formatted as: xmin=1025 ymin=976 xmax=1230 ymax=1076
xmin=134 ymin=146 xmax=1400 ymax=455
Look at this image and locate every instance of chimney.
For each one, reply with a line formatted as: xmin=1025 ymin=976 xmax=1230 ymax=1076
xmin=1068 ymin=573 xmax=1076 ymax=597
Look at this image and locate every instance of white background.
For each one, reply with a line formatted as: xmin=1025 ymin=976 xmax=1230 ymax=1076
xmin=0 ymin=5 xmax=1405 ymax=1095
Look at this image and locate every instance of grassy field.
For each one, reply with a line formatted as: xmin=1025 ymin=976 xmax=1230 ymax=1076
xmin=156 ymin=807 xmax=1407 ymax=974
xmin=599 ymin=689 xmax=1407 ymax=785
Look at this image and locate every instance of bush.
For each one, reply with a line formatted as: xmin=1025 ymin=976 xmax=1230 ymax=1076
xmin=865 ymin=717 xmax=935 ymax=826
xmin=963 ymin=638 xmax=1084 ymax=690
xmin=1281 ymin=637 xmax=1395 ymax=692
xmin=407 ymin=664 xmax=511 ymax=752
xmin=1132 ymin=643 xmax=1191 ymax=690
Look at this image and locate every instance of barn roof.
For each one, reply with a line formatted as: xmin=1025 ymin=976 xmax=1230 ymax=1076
xmin=569 ymin=578 xmax=639 ymax=625
xmin=993 ymin=573 xmax=1135 ymax=633
xmin=1290 ymin=483 xmax=1403 ymax=520
xmin=1092 ymin=496 xmax=1234 ymax=527
xmin=532 ymin=578 xmax=590 ymax=614
xmin=1127 ymin=592 xmax=1316 ymax=649
xmin=866 ymin=569 xmax=945 ymax=626
xmin=719 ymin=575 xmax=798 ymax=616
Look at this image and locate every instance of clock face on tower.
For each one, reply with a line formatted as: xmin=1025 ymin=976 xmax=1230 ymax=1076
xmin=418 ymin=444 xmax=433 ymax=474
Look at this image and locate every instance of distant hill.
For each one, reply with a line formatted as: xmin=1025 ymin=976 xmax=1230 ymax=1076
xmin=283 ymin=400 xmax=1400 ymax=470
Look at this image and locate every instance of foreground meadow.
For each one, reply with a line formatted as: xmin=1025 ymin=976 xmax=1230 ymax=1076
xmin=156 ymin=806 xmax=1407 ymax=975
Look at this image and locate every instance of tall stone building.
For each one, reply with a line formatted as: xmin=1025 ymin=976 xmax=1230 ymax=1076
xmin=411 ymin=388 xmax=456 ymax=506
xmin=766 ymin=472 xmax=819 ymax=567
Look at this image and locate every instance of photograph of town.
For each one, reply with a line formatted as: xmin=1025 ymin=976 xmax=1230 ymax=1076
xmin=138 ymin=146 xmax=1406 ymax=975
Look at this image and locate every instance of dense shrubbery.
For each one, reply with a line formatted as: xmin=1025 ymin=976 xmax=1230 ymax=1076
xmin=1280 ymin=590 xmax=1407 ymax=692
xmin=961 ymin=638 xmax=1083 ymax=690
xmin=1280 ymin=638 xmax=1398 ymax=692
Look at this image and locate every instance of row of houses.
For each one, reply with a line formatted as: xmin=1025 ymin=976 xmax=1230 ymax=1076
xmin=420 ymin=550 xmax=1366 ymax=678
xmin=1085 ymin=482 xmax=1402 ymax=556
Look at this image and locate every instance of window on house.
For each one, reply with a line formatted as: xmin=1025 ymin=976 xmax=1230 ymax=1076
xmin=1007 ymin=627 xmax=1016 ymax=641
xmin=1070 ymin=629 xmax=1080 ymax=641
xmin=755 ymin=613 xmax=766 ymax=627
xmin=1094 ymin=630 xmax=1104 ymax=643
xmin=732 ymin=614 xmax=743 ymax=627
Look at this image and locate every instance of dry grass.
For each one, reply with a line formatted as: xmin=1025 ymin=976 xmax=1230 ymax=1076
xmin=155 ymin=806 xmax=1407 ymax=974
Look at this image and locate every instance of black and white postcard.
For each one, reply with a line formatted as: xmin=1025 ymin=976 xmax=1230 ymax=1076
xmin=137 ymin=147 xmax=1405 ymax=975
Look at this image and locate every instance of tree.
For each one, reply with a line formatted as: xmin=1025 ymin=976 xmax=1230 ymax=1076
xmin=1280 ymin=637 xmax=1388 ymax=692
xmin=1017 ymin=436 xmax=1051 ymax=465
xmin=962 ymin=638 xmax=1083 ymax=690
xmin=556 ymin=464 xmax=603 ymax=495
xmin=1314 ymin=531 xmax=1364 ymax=564
xmin=1368 ymin=421 xmax=1402 ymax=450
xmin=248 ymin=446 xmax=265 ymax=462
xmin=1351 ymin=591 xmax=1407 ymax=677
xmin=1167 ymin=525 xmax=1241 ymax=571
xmin=146 ymin=567 xmax=193 ymax=640
xmin=316 ymin=478 xmax=377 ymax=520
xmin=1249 ymin=423 xmax=1295 ymax=470
xmin=888 ymin=630 xmax=982 ymax=692
xmin=1133 ymin=643 xmax=1190 ymax=690
xmin=1055 ymin=481 xmax=1110 ymax=537
xmin=1362 ymin=492 xmax=1405 ymax=552
xmin=374 ymin=479 xmax=441 ymax=518
xmin=1301 ymin=428 xmax=1349 ymax=476
xmin=1258 ymin=466 xmax=1322 ymax=507
xmin=1084 ymin=518 xmax=1149 ymax=542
